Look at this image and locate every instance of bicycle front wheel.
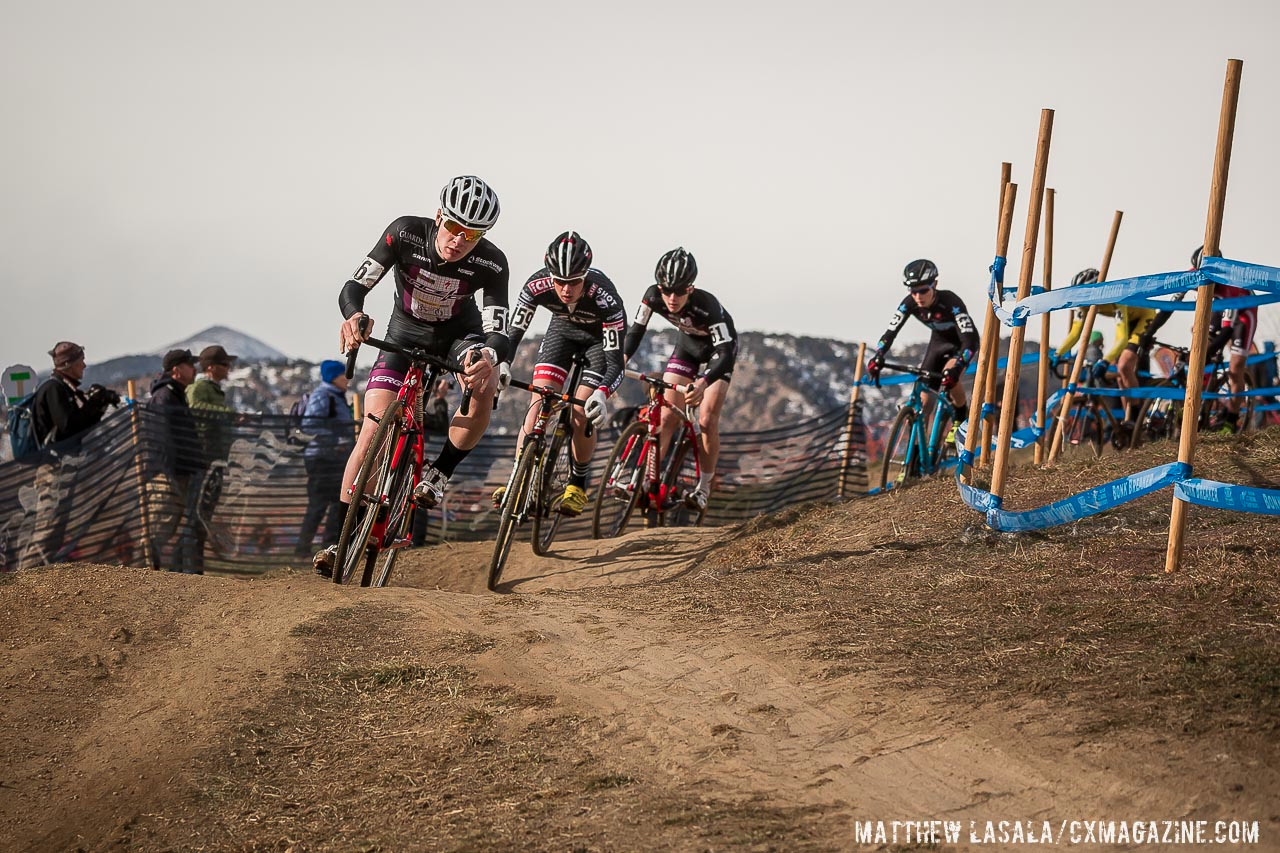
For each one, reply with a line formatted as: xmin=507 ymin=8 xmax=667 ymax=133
xmin=489 ymin=442 xmax=538 ymax=591
xmin=659 ymin=430 xmax=704 ymax=528
xmin=1061 ymin=399 xmax=1103 ymax=459
xmin=591 ymin=421 xmax=647 ymax=539
xmin=880 ymin=407 xmax=919 ymax=491
xmin=369 ymin=451 xmax=416 ymax=588
xmin=532 ymin=419 xmax=573 ymax=556
xmin=334 ymin=399 xmax=404 ymax=585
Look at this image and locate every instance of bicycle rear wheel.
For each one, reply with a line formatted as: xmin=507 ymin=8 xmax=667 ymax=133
xmin=368 ymin=452 xmax=416 ymax=588
xmin=489 ymin=441 xmax=538 ymax=591
xmin=591 ymin=421 xmax=647 ymax=539
xmin=532 ymin=417 xmax=573 ymax=556
xmin=880 ymin=407 xmax=919 ymax=491
xmin=334 ymin=399 xmax=404 ymax=585
xmin=1133 ymin=383 xmax=1179 ymax=445
xmin=659 ymin=430 xmax=705 ymax=528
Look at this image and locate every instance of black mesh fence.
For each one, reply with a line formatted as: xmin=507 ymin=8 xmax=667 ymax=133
xmin=0 ymin=401 xmax=868 ymax=574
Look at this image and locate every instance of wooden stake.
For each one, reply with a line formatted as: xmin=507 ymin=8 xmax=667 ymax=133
xmin=127 ymin=379 xmax=158 ymax=569
xmin=1034 ymin=190 xmax=1055 ymax=465
xmin=1046 ymin=211 xmax=1124 ymax=464
xmin=1167 ymin=58 xmax=1243 ymax=573
xmin=961 ymin=167 xmax=1016 ymax=482
xmin=837 ymin=341 xmax=868 ymax=498
xmin=977 ymin=164 xmax=1013 ymax=468
xmin=990 ymin=109 xmax=1054 ymax=501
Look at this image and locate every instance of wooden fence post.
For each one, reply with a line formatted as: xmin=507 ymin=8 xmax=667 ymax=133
xmin=837 ymin=342 xmax=867 ymax=498
xmin=1035 ymin=189 xmax=1054 ymax=465
xmin=990 ymin=109 xmax=1054 ymax=502
xmin=127 ymin=379 xmax=158 ymax=569
xmin=1167 ymin=58 xmax=1243 ymax=573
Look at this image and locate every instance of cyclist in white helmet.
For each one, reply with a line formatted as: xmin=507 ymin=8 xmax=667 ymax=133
xmin=315 ymin=175 xmax=510 ymax=577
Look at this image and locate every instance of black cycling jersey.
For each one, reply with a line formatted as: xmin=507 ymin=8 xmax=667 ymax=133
xmin=507 ymin=268 xmax=628 ymax=391
xmin=622 ymin=286 xmax=737 ymax=384
xmin=875 ymin=289 xmax=980 ymax=362
xmin=338 ymin=215 xmax=511 ymax=360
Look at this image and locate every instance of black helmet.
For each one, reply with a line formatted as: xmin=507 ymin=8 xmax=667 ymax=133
xmin=903 ymin=259 xmax=938 ymax=287
xmin=1190 ymin=245 xmax=1203 ymax=270
xmin=545 ymin=231 xmax=592 ymax=280
xmin=1071 ymin=268 xmax=1100 ymax=286
xmin=655 ymin=247 xmax=697 ymax=291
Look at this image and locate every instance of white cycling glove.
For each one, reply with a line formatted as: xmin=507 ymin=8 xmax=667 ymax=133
xmin=497 ymin=362 xmax=511 ymax=391
xmin=584 ymin=388 xmax=609 ymax=428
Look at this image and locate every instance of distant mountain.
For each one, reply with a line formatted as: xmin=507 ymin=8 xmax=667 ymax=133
xmin=157 ymin=326 xmax=288 ymax=363
xmin=84 ymin=326 xmax=287 ymax=388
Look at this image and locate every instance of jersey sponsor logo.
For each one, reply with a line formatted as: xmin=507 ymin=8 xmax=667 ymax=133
xmin=633 ymin=303 xmax=653 ymax=325
xmin=407 ymin=269 xmax=464 ymax=321
xmin=510 ymin=303 xmax=536 ymax=331
xmin=527 ymin=277 xmax=555 ymax=295
xmin=353 ymin=257 xmax=385 ymax=289
xmin=483 ymin=305 xmax=507 ymax=334
xmin=469 ymin=255 xmax=503 ymax=273
xmin=709 ymin=322 xmax=733 ymax=346
xmin=397 ymin=230 xmax=427 ymax=248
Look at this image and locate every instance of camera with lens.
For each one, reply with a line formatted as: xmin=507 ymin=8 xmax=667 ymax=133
xmin=87 ymin=384 xmax=122 ymax=408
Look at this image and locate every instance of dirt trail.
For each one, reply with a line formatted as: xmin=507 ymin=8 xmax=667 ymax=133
xmin=2 ymin=502 xmax=1277 ymax=850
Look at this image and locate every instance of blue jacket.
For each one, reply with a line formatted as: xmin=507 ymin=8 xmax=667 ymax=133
xmin=301 ymin=381 xmax=354 ymax=459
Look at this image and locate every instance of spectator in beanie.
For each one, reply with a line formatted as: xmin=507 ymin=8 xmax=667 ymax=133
xmin=31 ymin=341 xmax=119 ymax=450
xmin=294 ymin=359 xmax=354 ymax=559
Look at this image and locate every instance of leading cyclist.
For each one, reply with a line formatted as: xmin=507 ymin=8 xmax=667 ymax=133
xmin=1053 ymin=266 xmax=1157 ymax=439
xmin=621 ymin=247 xmax=735 ymax=513
xmin=314 ymin=175 xmax=509 ymax=576
xmin=498 ymin=230 xmax=628 ymax=516
xmin=866 ymin=259 xmax=979 ymax=430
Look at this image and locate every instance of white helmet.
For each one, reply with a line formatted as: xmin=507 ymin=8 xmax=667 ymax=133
xmin=439 ymin=175 xmax=501 ymax=230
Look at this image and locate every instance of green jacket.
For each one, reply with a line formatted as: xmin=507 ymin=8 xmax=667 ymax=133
xmin=186 ymin=377 xmax=235 ymax=462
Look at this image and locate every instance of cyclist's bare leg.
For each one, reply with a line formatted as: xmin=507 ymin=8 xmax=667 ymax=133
xmin=519 ymin=377 xmax=565 ymax=446
xmin=1227 ymin=351 xmax=1247 ymax=415
xmin=696 ymin=379 xmax=729 ymax=489
xmin=340 ymin=387 xmax=398 ymax=502
xmin=1117 ymin=348 xmax=1140 ymax=421
xmin=659 ymin=371 xmax=688 ymax=458
xmin=570 ymin=382 xmax=599 ymax=464
xmin=448 ymin=353 xmax=498 ymax=451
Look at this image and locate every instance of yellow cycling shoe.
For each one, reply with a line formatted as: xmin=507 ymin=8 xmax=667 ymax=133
xmin=491 ymin=486 xmax=506 ymax=508
xmin=559 ymin=484 xmax=588 ymax=517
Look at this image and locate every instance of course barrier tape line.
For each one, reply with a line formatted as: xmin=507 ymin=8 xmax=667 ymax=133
xmin=956 ymin=462 xmax=1192 ymax=532
xmin=1174 ymin=478 xmax=1280 ymax=515
xmin=989 ymin=256 xmax=1280 ymax=327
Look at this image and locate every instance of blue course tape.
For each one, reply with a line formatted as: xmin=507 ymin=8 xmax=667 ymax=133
xmin=956 ymin=462 xmax=1191 ymax=532
xmin=1173 ymin=479 xmax=1280 ymax=515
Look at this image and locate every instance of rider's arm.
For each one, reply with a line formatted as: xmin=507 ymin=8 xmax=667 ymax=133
xmin=338 ymin=218 xmax=403 ymax=319
xmin=699 ymin=301 xmax=737 ymax=385
xmin=478 ymin=257 xmax=512 ymax=363
xmin=505 ymin=283 xmax=538 ymax=359
xmin=874 ymin=297 xmax=914 ymax=354
xmin=622 ymin=286 xmax=659 ymax=363
xmin=599 ymin=308 xmax=629 ymax=396
xmin=1054 ymin=308 xmax=1086 ymax=358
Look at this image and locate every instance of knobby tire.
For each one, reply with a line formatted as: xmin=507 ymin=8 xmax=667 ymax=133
xmin=591 ymin=420 xmax=647 ymax=539
xmin=333 ymin=398 xmax=404 ymax=585
xmin=880 ymin=407 xmax=918 ymax=491
xmin=489 ymin=442 xmax=538 ymax=591
xmin=532 ymin=415 xmax=573 ymax=556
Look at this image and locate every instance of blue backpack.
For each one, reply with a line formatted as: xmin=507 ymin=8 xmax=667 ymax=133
xmin=7 ymin=392 xmax=42 ymax=461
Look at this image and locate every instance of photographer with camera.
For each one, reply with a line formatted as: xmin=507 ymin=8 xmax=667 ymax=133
xmin=31 ymin=341 xmax=120 ymax=452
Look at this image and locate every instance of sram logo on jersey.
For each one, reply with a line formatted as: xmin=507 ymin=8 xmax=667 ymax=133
xmin=469 ymin=255 xmax=503 ymax=273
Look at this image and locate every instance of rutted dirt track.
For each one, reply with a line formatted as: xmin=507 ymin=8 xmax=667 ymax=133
xmin=4 ymin=437 xmax=1280 ymax=851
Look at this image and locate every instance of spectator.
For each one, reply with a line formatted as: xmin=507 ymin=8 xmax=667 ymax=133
xmin=423 ymin=377 xmax=452 ymax=434
xmin=31 ymin=341 xmax=119 ymax=451
xmin=294 ymin=360 xmax=354 ymax=560
xmin=187 ymin=345 xmax=238 ymax=463
xmin=147 ymin=348 xmax=205 ymax=574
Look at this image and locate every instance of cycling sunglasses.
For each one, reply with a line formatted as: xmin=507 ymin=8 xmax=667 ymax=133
xmin=551 ymin=276 xmax=586 ymax=287
xmin=908 ymin=284 xmax=934 ymax=295
xmin=658 ymin=283 xmax=692 ymax=296
xmin=440 ymin=218 xmax=487 ymax=242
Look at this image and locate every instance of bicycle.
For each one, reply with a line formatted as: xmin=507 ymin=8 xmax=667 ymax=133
xmin=876 ymin=362 xmax=956 ymax=491
xmin=1051 ymin=358 xmax=1144 ymax=457
xmin=591 ymin=369 xmax=705 ymax=539
xmin=1133 ymin=339 xmax=1255 ymax=443
xmin=487 ymin=360 xmax=593 ymax=592
xmin=332 ymin=330 xmax=471 ymax=588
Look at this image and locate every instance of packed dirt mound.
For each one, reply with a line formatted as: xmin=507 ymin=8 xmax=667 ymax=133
xmin=2 ymin=431 xmax=1279 ymax=851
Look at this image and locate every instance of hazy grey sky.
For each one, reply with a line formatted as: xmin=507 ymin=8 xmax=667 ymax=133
xmin=3 ymin=0 xmax=1278 ymax=375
